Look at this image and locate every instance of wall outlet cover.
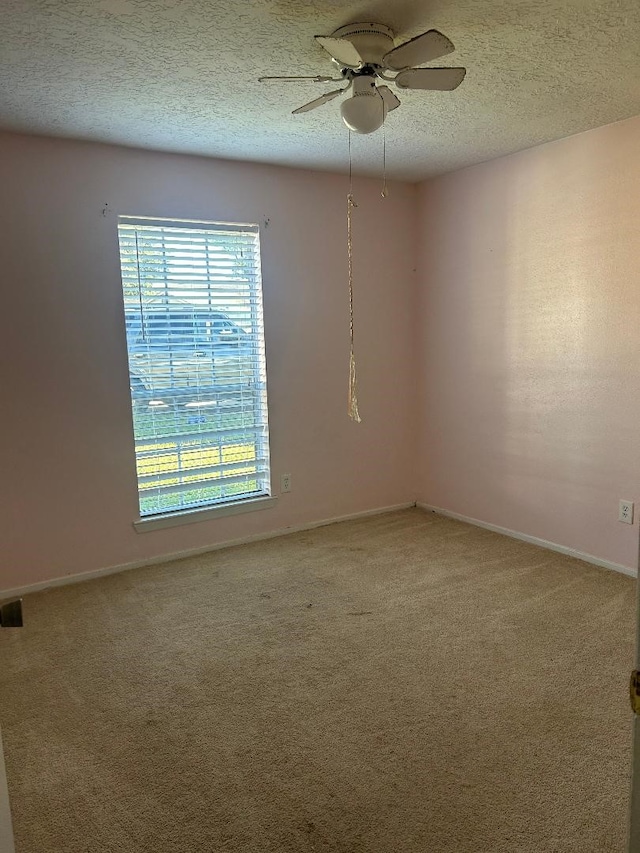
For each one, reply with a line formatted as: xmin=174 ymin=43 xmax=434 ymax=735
xmin=280 ymin=474 xmax=291 ymax=493
xmin=619 ymin=500 xmax=634 ymax=524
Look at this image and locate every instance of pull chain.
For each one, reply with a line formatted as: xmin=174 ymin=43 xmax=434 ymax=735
xmin=347 ymin=130 xmax=361 ymax=423
xmin=381 ymin=119 xmax=388 ymax=199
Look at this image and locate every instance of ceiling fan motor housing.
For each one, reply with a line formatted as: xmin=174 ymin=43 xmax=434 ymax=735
xmin=330 ymin=23 xmax=395 ymax=67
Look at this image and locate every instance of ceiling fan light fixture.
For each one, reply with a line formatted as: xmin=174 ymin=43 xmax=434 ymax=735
xmin=340 ymin=77 xmax=385 ymax=134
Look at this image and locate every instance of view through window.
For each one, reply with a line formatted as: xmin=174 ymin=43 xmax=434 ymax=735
xmin=117 ymin=217 xmax=271 ymax=517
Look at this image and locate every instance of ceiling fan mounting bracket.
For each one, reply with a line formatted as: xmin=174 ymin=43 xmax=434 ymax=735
xmin=342 ymin=66 xmax=379 ymax=80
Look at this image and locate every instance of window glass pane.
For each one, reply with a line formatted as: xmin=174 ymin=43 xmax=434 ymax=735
xmin=117 ymin=218 xmax=271 ymax=517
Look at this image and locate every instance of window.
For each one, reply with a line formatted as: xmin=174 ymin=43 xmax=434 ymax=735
xmin=117 ymin=217 xmax=271 ymax=520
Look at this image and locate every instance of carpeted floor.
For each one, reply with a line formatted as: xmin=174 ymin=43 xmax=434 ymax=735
xmin=0 ymin=508 xmax=635 ymax=852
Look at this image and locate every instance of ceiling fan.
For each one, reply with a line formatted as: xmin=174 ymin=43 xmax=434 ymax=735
xmin=259 ymin=23 xmax=466 ymax=135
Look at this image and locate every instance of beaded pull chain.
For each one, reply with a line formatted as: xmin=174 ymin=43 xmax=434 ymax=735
xmin=347 ymin=130 xmax=361 ymax=423
xmin=381 ymin=120 xmax=388 ymax=198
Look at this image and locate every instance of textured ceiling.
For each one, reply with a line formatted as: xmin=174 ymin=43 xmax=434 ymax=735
xmin=1 ymin=0 xmax=640 ymax=180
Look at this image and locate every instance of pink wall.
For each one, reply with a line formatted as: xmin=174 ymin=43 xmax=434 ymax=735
xmin=0 ymin=132 xmax=418 ymax=593
xmin=417 ymin=115 xmax=640 ymax=571
xmin=7 ymin=113 xmax=637 ymax=592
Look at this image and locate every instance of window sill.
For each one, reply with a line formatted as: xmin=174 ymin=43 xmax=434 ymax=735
xmin=133 ymin=495 xmax=277 ymax=533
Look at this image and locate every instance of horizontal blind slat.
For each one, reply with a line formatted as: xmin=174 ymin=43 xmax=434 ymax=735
xmin=138 ymin=459 xmax=270 ymax=486
xmin=142 ymin=477 xmax=269 ymax=501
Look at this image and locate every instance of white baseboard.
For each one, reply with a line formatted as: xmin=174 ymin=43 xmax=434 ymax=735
xmin=0 ymin=727 xmax=15 ymax=853
xmin=0 ymin=502 xmax=416 ymax=599
xmin=6 ymin=500 xmax=630 ymax=599
xmin=417 ymin=503 xmax=637 ymax=578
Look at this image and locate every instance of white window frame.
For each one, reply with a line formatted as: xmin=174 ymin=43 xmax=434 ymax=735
xmin=117 ymin=216 xmax=274 ymax=530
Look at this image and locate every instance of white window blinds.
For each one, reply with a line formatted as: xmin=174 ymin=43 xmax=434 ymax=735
xmin=117 ymin=217 xmax=271 ymax=518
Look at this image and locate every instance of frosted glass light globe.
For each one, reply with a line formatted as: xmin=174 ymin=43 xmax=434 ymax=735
xmin=340 ymin=78 xmax=386 ymax=134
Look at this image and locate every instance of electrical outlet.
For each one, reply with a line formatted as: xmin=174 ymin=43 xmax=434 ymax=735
xmin=619 ymin=500 xmax=634 ymax=524
xmin=280 ymin=473 xmax=291 ymax=494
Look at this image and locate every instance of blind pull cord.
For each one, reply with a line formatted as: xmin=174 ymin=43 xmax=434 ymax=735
xmin=134 ymin=231 xmax=147 ymax=342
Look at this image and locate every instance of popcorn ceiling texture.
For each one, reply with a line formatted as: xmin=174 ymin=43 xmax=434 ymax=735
xmin=1 ymin=0 xmax=639 ymax=179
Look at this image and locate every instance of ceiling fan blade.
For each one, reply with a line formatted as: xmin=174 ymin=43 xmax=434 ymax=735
xmin=292 ymin=88 xmax=346 ymax=115
xmin=258 ymin=75 xmax=340 ymax=83
xmin=395 ymin=67 xmax=466 ymax=91
xmin=383 ymin=29 xmax=454 ymax=70
xmin=378 ymin=85 xmax=401 ymax=112
xmin=315 ymin=35 xmax=363 ymax=69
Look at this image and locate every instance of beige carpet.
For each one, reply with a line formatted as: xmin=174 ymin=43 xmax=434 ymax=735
xmin=0 ymin=508 xmax=635 ymax=852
